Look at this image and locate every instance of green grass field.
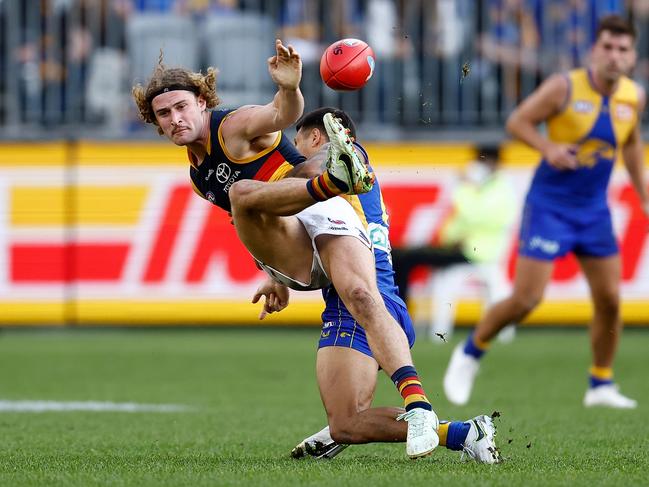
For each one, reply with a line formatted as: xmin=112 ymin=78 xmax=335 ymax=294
xmin=0 ymin=327 xmax=647 ymax=487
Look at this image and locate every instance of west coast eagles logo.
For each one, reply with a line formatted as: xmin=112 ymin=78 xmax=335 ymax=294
xmin=575 ymin=140 xmax=615 ymax=168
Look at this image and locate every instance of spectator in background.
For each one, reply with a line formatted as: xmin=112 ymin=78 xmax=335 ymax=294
xmin=131 ymin=0 xmax=186 ymax=12
xmin=428 ymin=146 xmax=516 ymax=343
xmin=184 ymin=0 xmax=240 ymax=19
xmin=364 ymin=0 xmax=400 ymax=122
xmin=478 ymin=0 xmax=541 ymax=109
xmin=278 ymin=0 xmax=321 ymax=104
xmin=628 ymin=0 xmax=649 ymax=92
xmin=14 ymin=0 xmax=67 ymax=125
xmin=544 ymin=0 xmax=625 ymax=70
xmin=278 ymin=0 xmax=363 ymax=111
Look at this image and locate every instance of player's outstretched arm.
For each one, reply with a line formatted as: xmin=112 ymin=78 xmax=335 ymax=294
xmin=228 ymin=40 xmax=304 ymax=141
xmin=622 ymin=86 xmax=649 ymax=219
xmin=506 ymin=73 xmax=578 ymax=170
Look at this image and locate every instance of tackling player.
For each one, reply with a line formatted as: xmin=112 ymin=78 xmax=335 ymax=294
xmin=444 ymin=15 xmax=648 ymax=409
xmin=253 ymin=107 xmax=500 ymax=463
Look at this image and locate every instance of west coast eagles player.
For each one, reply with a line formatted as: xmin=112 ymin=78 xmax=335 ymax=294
xmin=253 ymin=108 xmax=499 ymax=463
xmin=133 ymin=40 xmax=440 ymax=459
xmin=444 ymin=16 xmax=649 ymax=409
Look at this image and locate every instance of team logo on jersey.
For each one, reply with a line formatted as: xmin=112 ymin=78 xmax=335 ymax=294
xmin=368 ymin=222 xmax=390 ymax=254
xmin=576 ymin=140 xmax=615 ymax=167
xmin=206 ymin=191 xmax=216 ymax=203
xmin=615 ymin=103 xmax=634 ymax=121
xmin=205 ymin=169 xmax=215 ymax=181
xmin=216 ymin=163 xmax=231 ymax=183
xmin=573 ymin=100 xmax=594 ymax=113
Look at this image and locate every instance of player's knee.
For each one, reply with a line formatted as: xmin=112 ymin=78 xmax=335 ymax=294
xmin=594 ymin=292 xmax=620 ymax=318
xmin=228 ymin=180 xmax=256 ymax=209
xmin=342 ymin=285 xmax=380 ymax=321
xmin=328 ymin=416 xmax=362 ymax=444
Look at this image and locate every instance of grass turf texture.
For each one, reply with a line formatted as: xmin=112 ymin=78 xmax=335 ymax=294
xmin=0 ymin=328 xmax=647 ymax=487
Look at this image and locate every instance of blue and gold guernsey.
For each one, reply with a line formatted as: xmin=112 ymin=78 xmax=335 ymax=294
xmin=520 ymin=68 xmax=641 ymax=260
xmin=319 ymin=143 xmax=415 ymax=356
xmin=188 ymin=109 xmax=306 ymax=212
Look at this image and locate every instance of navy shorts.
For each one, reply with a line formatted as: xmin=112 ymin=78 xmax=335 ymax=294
xmin=518 ymin=199 xmax=618 ymax=260
xmin=318 ymin=292 xmax=416 ymax=358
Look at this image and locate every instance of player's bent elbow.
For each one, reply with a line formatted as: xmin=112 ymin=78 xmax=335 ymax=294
xmin=504 ymin=113 xmax=519 ymax=137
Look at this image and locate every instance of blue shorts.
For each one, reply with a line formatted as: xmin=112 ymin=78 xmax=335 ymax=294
xmin=518 ymin=199 xmax=618 ymax=261
xmin=318 ymin=292 xmax=416 ymax=358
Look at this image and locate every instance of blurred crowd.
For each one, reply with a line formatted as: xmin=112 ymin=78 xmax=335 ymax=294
xmin=1 ymin=0 xmax=648 ymax=134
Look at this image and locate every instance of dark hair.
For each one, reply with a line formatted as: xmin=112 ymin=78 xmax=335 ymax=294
xmin=476 ymin=144 xmax=500 ymax=165
xmin=295 ymin=107 xmax=357 ymax=139
xmin=595 ymin=15 xmax=636 ymax=41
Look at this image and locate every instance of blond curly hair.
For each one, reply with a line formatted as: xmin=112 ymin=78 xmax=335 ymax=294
xmin=132 ymin=63 xmax=220 ymax=135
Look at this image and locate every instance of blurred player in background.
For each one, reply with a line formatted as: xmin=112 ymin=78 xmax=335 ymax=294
xmin=254 ymin=107 xmax=499 ymax=464
xmin=444 ymin=15 xmax=649 ymax=409
xmin=133 ymin=40 xmax=441 ymax=459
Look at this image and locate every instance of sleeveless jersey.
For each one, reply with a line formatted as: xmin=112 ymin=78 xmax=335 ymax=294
xmin=188 ymin=109 xmax=306 ymax=212
xmin=527 ymin=68 xmax=640 ymax=209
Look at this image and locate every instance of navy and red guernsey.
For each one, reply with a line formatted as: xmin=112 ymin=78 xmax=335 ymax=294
xmin=188 ymin=109 xmax=306 ymax=212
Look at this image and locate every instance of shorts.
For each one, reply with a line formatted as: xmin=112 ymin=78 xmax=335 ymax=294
xmin=257 ymin=197 xmax=372 ymax=291
xmin=318 ymin=291 xmax=416 ymax=358
xmin=518 ymin=199 xmax=618 ymax=261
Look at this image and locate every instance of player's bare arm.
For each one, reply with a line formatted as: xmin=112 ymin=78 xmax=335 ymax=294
xmin=621 ymin=86 xmax=649 ymax=219
xmin=220 ymin=40 xmax=304 ymax=159
xmin=506 ymin=74 xmax=578 ymax=170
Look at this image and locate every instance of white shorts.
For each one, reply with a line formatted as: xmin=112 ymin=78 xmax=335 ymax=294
xmin=256 ymin=197 xmax=372 ymax=291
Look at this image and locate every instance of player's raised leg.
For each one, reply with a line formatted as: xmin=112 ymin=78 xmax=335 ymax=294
xmin=579 ymin=255 xmax=637 ymax=408
xmin=444 ymin=256 xmax=553 ymax=405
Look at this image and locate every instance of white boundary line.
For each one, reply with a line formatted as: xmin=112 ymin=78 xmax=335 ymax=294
xmin=0 ymin=400 xmax=194 ymax=413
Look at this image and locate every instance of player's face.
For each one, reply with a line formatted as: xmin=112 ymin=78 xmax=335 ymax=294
xmin=591 ymin=31 xmax=636 ymax=83
xmin=293 ymin=127 xmax=322 ymax=158
xmin=152 ymin=90 xmax=206 ymax=146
